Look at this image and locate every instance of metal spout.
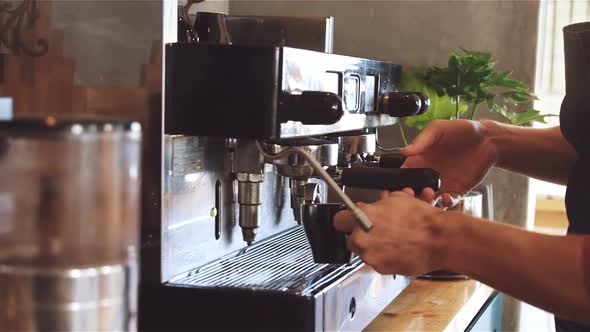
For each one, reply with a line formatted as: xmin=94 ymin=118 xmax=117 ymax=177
xmin=237 ymin=172 xmax=263 ymax=244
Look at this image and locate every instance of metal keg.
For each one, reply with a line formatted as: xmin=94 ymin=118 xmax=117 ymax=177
xmin=0 ymin=117 xmax=141 ymax=331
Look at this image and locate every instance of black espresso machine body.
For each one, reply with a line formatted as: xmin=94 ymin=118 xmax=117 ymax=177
xmin=139 ymin=12 xmax=429 ymax=332
xmin=165 ymin=43 xmax=403 ymax=139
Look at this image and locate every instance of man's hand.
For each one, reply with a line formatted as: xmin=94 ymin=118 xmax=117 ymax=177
xmin=402 ymin=120 xmax=497 ymax=207
xmin=381 ymin=187 xmax=437 ymax=204
xmin=334 ymin=192 xmax=447 ymax=275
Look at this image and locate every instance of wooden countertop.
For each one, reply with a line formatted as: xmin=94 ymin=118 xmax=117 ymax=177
xmin=365 ymin=279 xmax=496 ymax=331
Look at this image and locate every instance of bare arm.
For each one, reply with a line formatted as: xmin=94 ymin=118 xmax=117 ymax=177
xmin=481 ymin=120 xmax=577 ymax=185
xmin=335 ymin=193 xmax=590 ymax=324
xmin=444 ymin=212 xmax=590 ymax=323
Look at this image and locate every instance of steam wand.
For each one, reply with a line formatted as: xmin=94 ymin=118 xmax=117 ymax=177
xmin=256 ymin=141 xmax=373 ymax=232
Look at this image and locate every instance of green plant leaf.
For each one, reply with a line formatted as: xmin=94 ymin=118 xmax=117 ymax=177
xmin=400 ymin=71 xmax=468 ymax=130
xmin=410 ymin=48 xmax=556 ymax=128
xmin=504 ymin=109 xmax=557 ymax=126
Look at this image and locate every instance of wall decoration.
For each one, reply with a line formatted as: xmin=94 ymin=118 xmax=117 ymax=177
xmin=0 ymin=0 xmax=48 ymax=56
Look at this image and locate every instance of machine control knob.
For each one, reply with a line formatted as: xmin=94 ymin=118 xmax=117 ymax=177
xmin=380 ymin=92 xmax=427 ymax=117
xmin=280 ymin=91 xmax=344 ymax=125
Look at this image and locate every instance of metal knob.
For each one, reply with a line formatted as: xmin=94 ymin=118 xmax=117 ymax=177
xmin=415 ymin=92 xmax=430 ymax=115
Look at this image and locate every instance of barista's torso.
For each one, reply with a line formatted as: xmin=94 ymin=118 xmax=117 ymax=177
xmin=556 ymin=21 xmax=590 ymax=332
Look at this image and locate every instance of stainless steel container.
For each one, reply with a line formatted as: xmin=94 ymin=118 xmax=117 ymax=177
xmin=421 ymin=184 xmax=494 ymax=280
xmin=0 ymin=117 xmax=141 ymax=331
xmin=454 ymin=184 xmax=494 ymax=220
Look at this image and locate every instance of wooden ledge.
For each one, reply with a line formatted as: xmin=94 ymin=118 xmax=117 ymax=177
xmin=365 ymin=279 xmax=495 ymax=331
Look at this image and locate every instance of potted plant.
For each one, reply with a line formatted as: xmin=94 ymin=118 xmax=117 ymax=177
xmin=398 ymin=48 xmax=553 ymax=145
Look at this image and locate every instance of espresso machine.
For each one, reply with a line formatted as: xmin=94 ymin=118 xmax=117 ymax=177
xmin=139 ymin=12 xmax=438 ymax=331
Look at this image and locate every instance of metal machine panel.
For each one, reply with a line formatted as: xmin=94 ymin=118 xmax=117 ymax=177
xmin=164 ymin=44 xmax=401 ymax=139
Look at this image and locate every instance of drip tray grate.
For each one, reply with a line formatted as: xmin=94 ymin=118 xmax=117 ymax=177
xmin=170 ymin=227 xmax=360 ymax=295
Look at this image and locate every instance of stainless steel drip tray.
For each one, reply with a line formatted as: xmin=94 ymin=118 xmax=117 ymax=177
xmin=152 ymin=227 xmax=412 ymax=331
xmin=170 ymin=227 xmax=363 ymax=296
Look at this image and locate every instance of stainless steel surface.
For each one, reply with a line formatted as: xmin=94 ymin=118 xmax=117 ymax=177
xmin=170 ymin=227 xmax=412 ymax=331
xmin=453 ymin=185 xmax=494 ymax=219
xmin=280 ymin=115 xmax=398 ymax=139
xmin=322 ymin=266 xmax=412 ymax=331
xmin=302 ymin=182 xmax=322 ymax=204
xmin=337 ymin=134 xmax=377 ymax=165
xmin=238 ymin=203 xmax=261 ymax=245
xmin=480 ymin=184 xmax=494 ymax=220
xmin=375 ymin=127 xmax=402 ymax=152
xmin=0 ymin=263 xmax=131 ymax=331
xmin=290 ymin=178 xmax=308 ymax=223
xmin=236 ymin=173 xmax=264 ymax=183
xmin=268 ymin=141 xmax=339 ymax=168
xmin=222 ymin=15 xmax=334 ymax=52
xmin=257 ymin=141 xmax=373 ymax=232
xmin=236 ymin=171 xmax=264 ymax=244
xmin=269 ymin=140 xmax=338 ymax=223
xmin=170 ymin=134 xmax=206 ymax=176
xmin=277 ymin=46 xmax=399 ymax=138
xmin=237 ymin=176 xmax=263 ymax=204
xmin=233 ymin=141 xmax=266 ymax=244
xmin=171 ymin=227 xmax=359 ymax=294
xmin=462 ymin=192 xmax=483 ymax=218
xmin=162 ymin=135 xmax=298 ymax=282
xmin=290 ymin=181 xmax=322 ymax=223
xmin=422 ymin=187 xmax=493 ymax=280
xmin=234 ymin=139 xmax=265 ymax=174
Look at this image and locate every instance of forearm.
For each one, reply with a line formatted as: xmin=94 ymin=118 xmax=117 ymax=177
xmin=442 ymin=212 xmax=590 ymax=323
xmin=480 ymin=120 xmax=577 ymax=185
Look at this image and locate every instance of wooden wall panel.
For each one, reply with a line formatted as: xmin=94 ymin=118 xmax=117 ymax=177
xmin=0 ymin=1 xmax=162 ymax=124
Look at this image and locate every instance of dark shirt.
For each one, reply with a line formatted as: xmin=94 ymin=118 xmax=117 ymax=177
xmin=557 ymin=21 xmax=590 ymax=332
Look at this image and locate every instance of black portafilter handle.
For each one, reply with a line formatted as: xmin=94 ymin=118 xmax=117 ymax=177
xmin=340 ymin=167 xmax=440 ymax=193
xmin=279 ymin=91 xmax=344 ymax=125
xmin=381 ymin=92 xmax=430 ymax=117
xmin=379 ymin=152 xmax=407 ymax=168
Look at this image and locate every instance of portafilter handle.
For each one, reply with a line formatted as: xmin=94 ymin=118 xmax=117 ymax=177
xmin=378 ymin=151 xmax=407 ymax=168
xmin=340 ymin=167 xmax=440 ymax=193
